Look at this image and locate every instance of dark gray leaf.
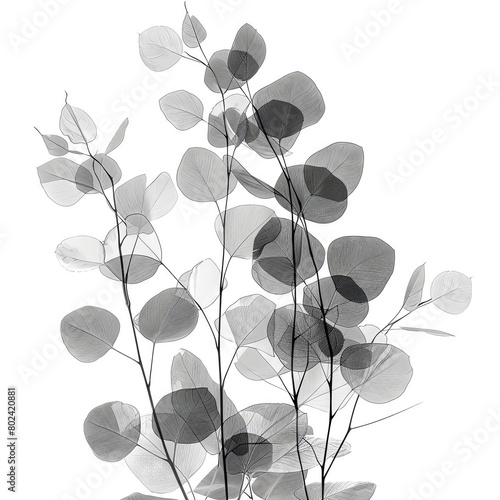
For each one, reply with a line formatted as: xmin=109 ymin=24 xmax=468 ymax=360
xmin=160 ymin=90 xmax=204 ymax=131
xmin=61 ymin=306 xmax=120 ymax=363
xmin=230 ymin=156 xmax=275 ymax=199
xmin=137 ymin=288 xmax=199 ymax=343
xmin=84 ymin=402 xmax=140 ymax=462
xmin=228 ymin=23 xmax=266 ymax=81
xmin=204 ymin=50 xmax=242 ymax=93
xmin=327 ymin=236 xmax=395 ymax=301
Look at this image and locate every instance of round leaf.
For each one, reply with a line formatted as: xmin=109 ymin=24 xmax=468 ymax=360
xmin=139 ymin=26 xmax=183 ymax=72
xmin=56 ymin=236 xmax=105 ymax=272
xmin=430 ymin=271 xmax=472 ymax=314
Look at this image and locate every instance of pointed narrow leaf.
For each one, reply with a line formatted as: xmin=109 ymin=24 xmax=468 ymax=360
xmin=106 ymin=118 xmax=129 ymax=154
xmin=182 ymin=13 xmax=207 ymax=48
xmin=160 ymin=90 xmax=204 ymax=131
xmin=84 ymin=402 xmax=140 ymax=462
xmin=400 ymin=327 xmax=455 ymax=337
xmin=40 ymin=133 xmax=69 ymax=156
xmin=404 ymin=264 xmax=425 ymax=311
xmin=430 ymin=271 xmax=472 ymax=314
xmin=229 ymin=156 xmax=275 ymax=199
xmin=139 ymin=26 xmax=183 ymax=72
xmin=56 ymin=236 xmax=105 ymax=271
xmin=61 ymin=306 xmax=120 ymax=363
xmin=60 ymin=100 xmax=97 ymax=144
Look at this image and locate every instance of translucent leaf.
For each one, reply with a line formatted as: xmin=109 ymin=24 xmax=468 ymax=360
xmin=229 ymin=156 xmax=275 ymax=199
xmin=101 ymin=217 xmax=162 ymax=284
xmin=204 ymin=50 xmax=243 ymax=93
xmin=121 ymin=494 xmax=175 ymax=500
xmin=56 ymin=236 xmax=105 ymax=271
xmin=194 ymin=466 xmax=244 ymax=499
xmin=160 ymin=90 xmax=204 ymax=131
xmin=40 ymin=133 xmax=69 ymax=156
xmin=139 ymin=26 xmax=183 ymax=72
xmin=182 ymin=13 xmax=207 ymax=48
xmin=234 ymin=347 xmax=283 ymax=380
xmin=252 ymin=72 xmax=325 ymax=140
xmin=252 ymin=218 xmax=325 ymax=294
xmin=137 ymin=288 xmax=199 ymax=343
xmin=306 ymin=142 xmax=364 ymax=196
xmin=303 ymin=277 xmax=369 ymax=328
xmin=61 ymin=306 xmax=120 ymax=363
xmin=106 ymin=118 xmax=129 ymax=154
xmin=219 ymin=294 xmax=275 ymax=346
xmin=400 ymin=327 xmax=454 ymax=337
xmin=244 ymin=116 xmax=296 ymax=159
xmin=327 ymin=236 xmax=395 ymax=301
xmin=228 ymin=23 xmax=266 ymax=81
xmin=252 ymin=471 xmax=306 ymax=500
xmin=177 ymin=147 xmax=236 ymax=202
xmin=215 ymin=205 xmax=276 ymax=259
xmin=179 ymin=259 xmax=226 ymax=308
xmin=60 ymin=99 xmax=97 ymax=144
xmin=223 ymin=403 xmax=307 ymax=475
xmin=274 ymin=165 xmax=348 ymax=224
xmin=84 ymin=402 xmax=140 ymax=462
xmin=268 ymin=435 xmax=351 ymax=473
xmin=299 ymin=481 xmax=376 ymax=500
xmin=116 ymin=173 xmax=177 ymax=221
xmin=125 ymin=415 xmax=205 ymax=494
xmin=79 ymin=154 xmax=122 ymax=193
xmin=430 ymin=271 xmax=472 ymax=314
xmin=171 ymin=350 xmax=240 ymax=425
xmin=404 ymin=264 xmax=425 ymax=311
xmin=268 ymin=305 xmax=344 ymax=371
xmin=154 ymin=388 xmax=221 ymax=444
xmin=340 ymin=344 xmax=413 ymax=404
xmin=37 ymin=158 xmax=88 ymax=206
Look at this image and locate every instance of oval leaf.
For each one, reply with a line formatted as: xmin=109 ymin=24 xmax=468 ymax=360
xmin=56 ymin=236 xmax=105 ymax=271
xmin=227 ymin=23 xmax=266 ymax=81
xmin=139 ymin=26 xmax=183 ymax=72
xmin=177 ymin=147 xmax=236 ymax=202
xmin=340 ymin=343 xmax=413 ymax=404
xmin=61 ymin=306 xmax=120 ymax=363
xmin=84 ymin=402 xmax=140 ymax=462
xmin=40 ymin=133 xmax=69 ymax=156
xmin=430 ymin=271 xmax=472 ymax=314
xmin=138 ymin=288 xmax=199 ymax=343
xmin=160 ymin=90 xmax=204 ymax=131
xmin=182 ymin=13 xmax=207 ymax=48
xmin=60 ymin=99 xmax=97 ymax=144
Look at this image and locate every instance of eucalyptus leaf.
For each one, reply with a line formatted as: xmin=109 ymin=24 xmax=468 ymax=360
xmin=160 ymin=90 xmax=204 ymax=131
xmin=61 ymin=306 xmax=120 ymax=363
xmin=55 ymin=236 xmax=105 ymax=271
xmin=106 ymin=118 xmax=129 ymax=154
xmin=430 ymin=271 xmax=472 ymax=314
xmin=404 ymin=263 xmax=425 ymax=311
xmin=228 ymin=23 xmax=266 ymax=81
xmin=139 ymin=26 xmax=183 ymax=72
xmin=60 ymin=99 xmax=97 ymax=144
xmin=40 ymin=133 xmax=69 ymax=156
xmin=194 ymin=466 xmax=244 ymax=499
xmin=182 ymin=13 xmax=207 ymax=48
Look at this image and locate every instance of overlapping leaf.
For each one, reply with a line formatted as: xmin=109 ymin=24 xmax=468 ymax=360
xmin=227 ymin=23 xmax=266 ymax=81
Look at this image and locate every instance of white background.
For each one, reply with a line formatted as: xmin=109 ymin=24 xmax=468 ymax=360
xmin=2 ymin=0 xmax=500 ymax=499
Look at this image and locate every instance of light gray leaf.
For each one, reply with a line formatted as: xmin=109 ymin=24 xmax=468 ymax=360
xmin=177 ymin=147 xmax=236 ymax=202
xmin=160 ymin=90 xmax=204 ymax=131
xmin=252 ymin=472 xmax=306 ymax=500
xmin=84 ymin=402 xmax=140 ymax=462
xmin=400 ymin=327 xmax=455 ymax=337
xmin=56 ymin=236 xmax=105 ymax=271
xmin=194 ymin=466 xmax=244 ymax=499
xmin=106 ymin=118 xmax=129 ymax=154
xmin=182 ymin=13 xmax=207 ymax=48
xmin=234 ymin=347 xmax=283 ymax=381
xmin=299 ymin=481 xmax=376 ymax=500
xmin=430 ymin=271 xmax=472 ymax=314
xmin=121 ymin=494 xmax=176 ymax=500
xmin=60 ymin=99 xmax=97 ymax=144
xmin=139 ymin=26 xmax=183 ymax=72
xmin=404 ymin=263 xmax=425 ymax=311
xmin=61 ymin=306 xmax=120 ymax=363
xmin=215 ymin=205 xmax=275 ymax=259
xmin=40 ymin=133 xmax=69 ymax=156
xmin=79 ymin=154 xmax=122 ymax=193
